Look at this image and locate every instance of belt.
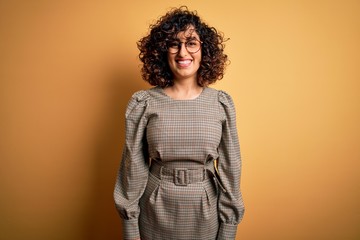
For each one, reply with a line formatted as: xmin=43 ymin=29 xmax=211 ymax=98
xmin=149 ymin=160 xmax=226 ymax=192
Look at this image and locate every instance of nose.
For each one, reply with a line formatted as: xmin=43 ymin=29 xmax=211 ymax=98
xmin=178 ymin=42 xmax=189 ymax=56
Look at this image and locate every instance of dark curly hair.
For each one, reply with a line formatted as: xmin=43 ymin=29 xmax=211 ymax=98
xmin=137 ymin=6 xmax=229 ymax=87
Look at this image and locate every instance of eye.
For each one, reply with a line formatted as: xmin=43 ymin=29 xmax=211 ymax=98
xmin=168 ymin=41 xmax=179 ymax=48
xmin=187 ymin=40 xmax=198 ymax=46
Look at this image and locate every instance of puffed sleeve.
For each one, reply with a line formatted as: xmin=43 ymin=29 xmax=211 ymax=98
xmin=217 ymin=90 xmax=245 ymax=240
xmin=113 ymin=90 xmax=150 ymax=240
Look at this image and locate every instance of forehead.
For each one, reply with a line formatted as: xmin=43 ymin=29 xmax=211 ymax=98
xmin=175 ymin=26 xmax=200 ymax=40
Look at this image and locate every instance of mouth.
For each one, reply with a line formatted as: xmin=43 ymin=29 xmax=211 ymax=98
xmin=176 ymin=59 xmax=192 ymax=67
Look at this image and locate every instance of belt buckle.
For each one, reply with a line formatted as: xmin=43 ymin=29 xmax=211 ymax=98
xmin=174 ymin=168 xmax=189 ymax=186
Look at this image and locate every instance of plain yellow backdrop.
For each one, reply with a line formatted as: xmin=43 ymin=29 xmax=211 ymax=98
xmin=1 ymin=0 xmax=359 ymax=239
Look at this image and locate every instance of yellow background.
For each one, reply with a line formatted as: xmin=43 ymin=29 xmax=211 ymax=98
xmin=1 ymin=0 xmax=359 ymax=239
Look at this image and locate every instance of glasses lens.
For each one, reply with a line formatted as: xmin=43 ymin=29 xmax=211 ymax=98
xmin=186 ymin=40 xmax=201 ymax=53
xmin=167 ymin=41 xmax=179 ymax=53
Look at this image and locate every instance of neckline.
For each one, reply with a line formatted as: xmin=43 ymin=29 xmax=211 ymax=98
xmin=158 ymin=86 xmax=207 ymax=101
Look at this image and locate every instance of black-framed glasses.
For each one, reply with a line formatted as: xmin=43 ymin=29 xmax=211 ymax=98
xmin=167 ymin=39 xmax=202 ymax=54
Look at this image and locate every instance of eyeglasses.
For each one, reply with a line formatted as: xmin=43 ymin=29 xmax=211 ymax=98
xmin=167 ymin=39 xmax=202 ymax=54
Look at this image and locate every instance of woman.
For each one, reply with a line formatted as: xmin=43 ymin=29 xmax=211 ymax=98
xmin=114 ymin=6 xmax=245 ymax=240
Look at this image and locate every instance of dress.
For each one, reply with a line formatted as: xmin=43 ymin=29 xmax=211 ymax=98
xmin=114 ymin=86 xmax=245 ymax=240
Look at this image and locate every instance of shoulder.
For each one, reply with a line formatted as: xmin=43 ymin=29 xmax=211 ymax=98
xmin=205 ymin=88 xmax=235 ymax=108
xmin=125 ymin=89 xmax=152 ymax=118
xmin=204 ymin=88 xmax=237 ymax=121
xmin=216 ymin=89 xmax=237 ymax=122
xmin=218 ymin=89 xmax=235 ymax=108
xmin=130 ymin=89 xmax=151 ymax=102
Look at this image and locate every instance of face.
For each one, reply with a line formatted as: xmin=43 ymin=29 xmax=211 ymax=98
xmin=167 ymin=26 xmax=202 ymax=83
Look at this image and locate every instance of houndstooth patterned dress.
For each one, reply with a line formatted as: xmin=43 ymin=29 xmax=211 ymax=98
xmin=114 ymin=86 xmax=245 ymax=240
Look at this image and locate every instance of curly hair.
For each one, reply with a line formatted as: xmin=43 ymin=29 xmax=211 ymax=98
xmin=137 ymin=6 xmax=229 ymax=87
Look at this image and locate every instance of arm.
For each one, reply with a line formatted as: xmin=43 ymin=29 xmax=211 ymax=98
xmin=217 ymin=91 xmax=245 ymax=240
xmin=114 ymin=91 xmax=150 ymax=240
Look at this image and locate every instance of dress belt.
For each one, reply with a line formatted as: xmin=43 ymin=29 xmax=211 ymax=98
xmin=149 ymin=160 xmax=215 ymax=186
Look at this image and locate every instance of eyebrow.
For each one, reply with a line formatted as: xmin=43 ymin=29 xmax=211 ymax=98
xmin=173 ymin=36 xmax=199 ymax=41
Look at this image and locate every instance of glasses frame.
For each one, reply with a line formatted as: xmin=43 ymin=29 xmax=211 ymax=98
xmin=167 ymin=38 xmax=202 ymax=54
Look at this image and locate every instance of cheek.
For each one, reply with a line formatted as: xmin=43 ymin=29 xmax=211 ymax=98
xmin=196 ymin=54 xmax=202 ymax=65
xmin=197 ymin=52 xmax=202 ymax=62
xmin=168 ymin=55 xmax=177 ymax=67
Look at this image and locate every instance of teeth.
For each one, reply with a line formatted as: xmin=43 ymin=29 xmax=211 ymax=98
xmin=177 ymin=60 xmax=191 ymax=64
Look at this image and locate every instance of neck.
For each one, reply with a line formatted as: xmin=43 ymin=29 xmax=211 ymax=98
xmin=164 ymin=80 xmax=204 ymax=100
xmin=172 ymin=79 xmax=201 ymax=91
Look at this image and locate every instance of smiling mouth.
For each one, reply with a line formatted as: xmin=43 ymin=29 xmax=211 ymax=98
xmin=176 ymin=59 xmax=192 ymax=67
